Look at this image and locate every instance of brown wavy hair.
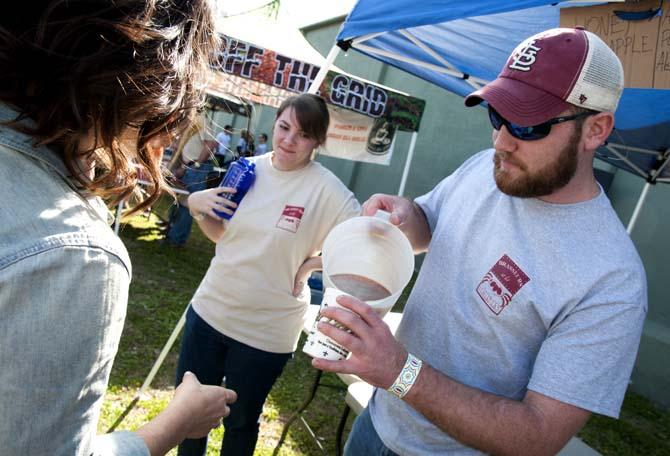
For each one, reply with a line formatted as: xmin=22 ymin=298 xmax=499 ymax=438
xmin=275 ymin=94 xmax=330 ymax=146
xmin=0 ymin=0 xmax=219 ymax=212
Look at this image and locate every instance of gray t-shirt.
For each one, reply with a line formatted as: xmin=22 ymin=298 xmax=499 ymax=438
xmin=370 ymin=149 xmax=647 ymax=455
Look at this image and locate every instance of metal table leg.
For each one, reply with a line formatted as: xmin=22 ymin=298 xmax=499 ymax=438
xmin=273 ymin=369 xmax=325 ymax=455
xmin=335 ymin=404 xmax=351 ymax=456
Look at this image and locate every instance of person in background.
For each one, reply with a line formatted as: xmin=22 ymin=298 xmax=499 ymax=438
xmin=314 ymin=27 xmax=647 ymax=456
xmin=254 ymin=132 xmax=269 ymax=156
xmin=214 ymin=124 xmax=233 ymax=165
xmin=175 ymin=94 xmax=361 ymax=456
xmin=236 ymin=128 xmax=255 ymax=157
xmin=0 ymin=1 xmax=236 ymax=455
xmin=163 ymin=124 xmax=214 ymax=247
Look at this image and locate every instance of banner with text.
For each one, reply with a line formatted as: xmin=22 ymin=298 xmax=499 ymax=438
xmin=319 ymin=106 xmax=396 ymax=165
xmin=210 ymin=34 xmax=425 ymax=132
xmin=210 ymin=72 xmax=292 ymax=108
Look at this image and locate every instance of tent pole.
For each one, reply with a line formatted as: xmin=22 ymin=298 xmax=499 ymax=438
xmin=308 ymin=45 xmax=340 ymax=95
xmin=355 ymin=43 xmax=489 ymax=86
xmin=627 ymin=182 xmax=652 ymax=235
xmin=108 ymin=304 xmax=190 ymax=432
xmin=398 ymin=132 xmax=418 ymax=197
xmin=114 ymin=201 xmax=124 ymax=236
xmin=398 ymin=29 xmax=481 ymax=90
xmin=138 ymin=304 xmax=189 ymax=394
xmin=604 ymin=144 xmax=649 ymax=180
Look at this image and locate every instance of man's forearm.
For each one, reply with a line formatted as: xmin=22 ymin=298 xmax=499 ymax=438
xmin=311 ymin=296 xmax=588 ymax=455
xmin=402 ymin=364 xmax=588 ymax=456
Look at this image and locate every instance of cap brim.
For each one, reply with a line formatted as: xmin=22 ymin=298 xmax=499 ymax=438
xmin=465 ymin=76 xmax=572 ymax=126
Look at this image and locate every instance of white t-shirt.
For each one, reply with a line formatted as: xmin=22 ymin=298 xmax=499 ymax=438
xmin=370 ymin=149 xmax=647 ymax=455
xmin=192 ymin=153 xmax=361 ymax=353
xmin=255 ymin=143 xmax=268 ymax=156
xmin=181 ymin=133 xmax=204 ymax=163
xmin=215 ymin=131 xmax=231 ymax=155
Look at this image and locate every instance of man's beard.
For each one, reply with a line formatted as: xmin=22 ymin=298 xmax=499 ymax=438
xmin=493 ymin=129 xmax=581 ymax=198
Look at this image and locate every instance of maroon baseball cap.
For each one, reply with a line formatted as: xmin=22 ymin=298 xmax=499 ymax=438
xmin=465 ymin=27 xmax=624 ymax=126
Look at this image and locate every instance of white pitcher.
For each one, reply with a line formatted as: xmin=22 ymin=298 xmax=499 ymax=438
xmin=302 ymin=211 xmax=414 ymax=360
xmin=321 ymin=210 xmax=414 ymax=316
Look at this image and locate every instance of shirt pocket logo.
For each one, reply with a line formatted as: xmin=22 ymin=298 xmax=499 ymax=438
xmin=276 ymin=205 xmax=305 ymax=233
xmin=476 ymin=254 xmax=530 ymax=315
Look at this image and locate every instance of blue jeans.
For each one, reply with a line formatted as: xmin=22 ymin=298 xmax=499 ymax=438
xmin=344 ymin=406 xmax=399 ymax=456
xmin=176 ymin=307 xmax=292 ymax=456
xmin=165 ymin=163 xmax=212 ymax=245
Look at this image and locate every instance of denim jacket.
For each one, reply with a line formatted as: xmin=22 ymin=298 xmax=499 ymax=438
xmin=0 ymin=104 xmax=149 ymax=456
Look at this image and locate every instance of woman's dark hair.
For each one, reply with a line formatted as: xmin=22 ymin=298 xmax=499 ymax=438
xmin=275 ymin=94 xmax=330 ymax=146
xmin=0 ymin=0 xmax=219 ymax=211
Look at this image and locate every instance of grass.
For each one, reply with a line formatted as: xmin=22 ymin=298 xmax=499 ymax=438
xmin=99 ymin=201 xmax=670 ymax=455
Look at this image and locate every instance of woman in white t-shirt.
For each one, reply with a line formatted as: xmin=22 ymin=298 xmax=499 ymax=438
xmin=175 ymin=94 xmax=361 ymax=456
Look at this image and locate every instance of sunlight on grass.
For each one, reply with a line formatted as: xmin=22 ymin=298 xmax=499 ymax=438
xmin=122 ymin=211 xmax=165 ymax=242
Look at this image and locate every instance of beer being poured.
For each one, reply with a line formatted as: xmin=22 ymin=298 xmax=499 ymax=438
xmin=330 ymin=273 xmax=391 ymax=302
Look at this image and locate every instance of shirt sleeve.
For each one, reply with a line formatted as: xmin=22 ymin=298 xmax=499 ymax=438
xmin=414 ymin=176 xmax=452 ymax=234
xmin=527 ymin=267 xmax=647 ymax=418
xmin=92 ymin=432 xmax=150 ymax=456
xmin=0 ymin=246 xmax=147 ymax=456
xmin=333 ymin=191 xmax=362 ymax=226
xmin=307 ymin=174 xmax=361 ymax=258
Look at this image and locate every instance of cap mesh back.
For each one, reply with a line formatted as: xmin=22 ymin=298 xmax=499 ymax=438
xmin=568 ymin=31 xmax=624 ymax=112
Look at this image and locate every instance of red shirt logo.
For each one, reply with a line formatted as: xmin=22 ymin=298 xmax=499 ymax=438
xmin=476 ymin=254 xmax=530 ymax=315
xmin=276 ymin=205 xmax=304 ymax=233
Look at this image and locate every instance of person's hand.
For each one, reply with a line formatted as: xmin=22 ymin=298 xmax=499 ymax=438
xmin=362 ymin=193 xmax=431 ymax=253
xmin=311 ymin=295 xmax=407 ymax=389
xmin=172 ymin=371 xmax=237 ymax=439
xmin=187 ymin=187 xmax=237 ymax=219
xmin=293 ymin=256 xmax=323 ymax=297
xmin=136 ymin=372 xmax=237 ymax=455
xmin=361 ymin=193 xmax=413 ymax=227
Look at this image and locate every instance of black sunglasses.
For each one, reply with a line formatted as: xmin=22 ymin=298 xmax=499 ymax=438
xmin=488 ymin=105 xmax=593 ymax=141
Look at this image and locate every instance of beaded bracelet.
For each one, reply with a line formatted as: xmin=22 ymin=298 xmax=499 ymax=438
xmin=387 ymin=353 xmax=423 ymax=399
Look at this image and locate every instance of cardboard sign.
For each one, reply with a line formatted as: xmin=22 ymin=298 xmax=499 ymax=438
xmin=560 ymin=0 xmax=670 ymax=89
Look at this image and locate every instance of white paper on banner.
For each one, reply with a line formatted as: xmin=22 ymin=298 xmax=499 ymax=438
xmin=319 ymin=106 xmax=396 ymax=165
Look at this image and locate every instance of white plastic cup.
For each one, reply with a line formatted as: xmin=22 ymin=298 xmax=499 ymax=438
xmin=302 ymin=287 xmax=353 ymax=360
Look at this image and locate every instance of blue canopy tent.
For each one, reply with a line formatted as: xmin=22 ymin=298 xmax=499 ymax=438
xmin=305 ymin=0 xmax=670 ymax=234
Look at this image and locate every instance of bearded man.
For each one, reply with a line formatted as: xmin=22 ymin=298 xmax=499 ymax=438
xmin=313 ymin=27 xmax=647 ymax=456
